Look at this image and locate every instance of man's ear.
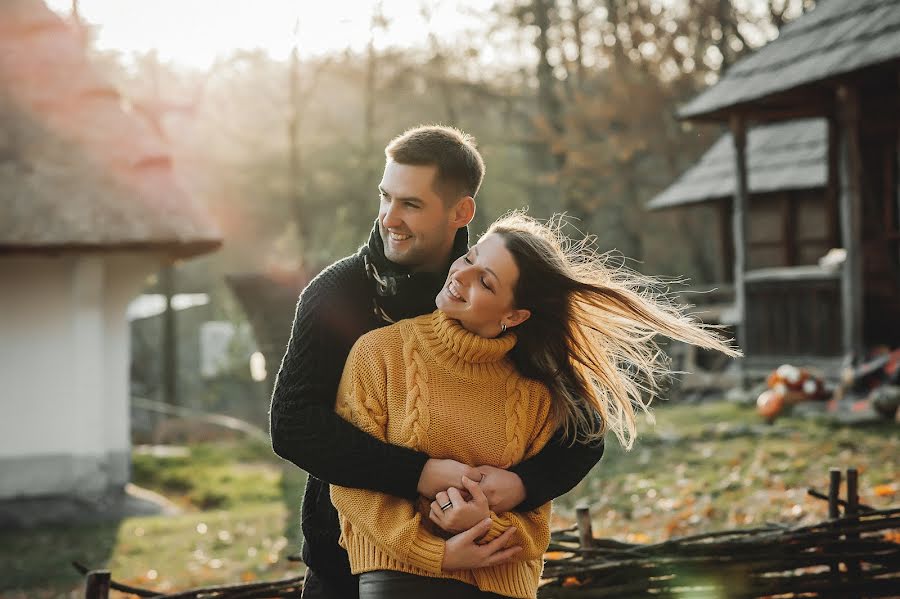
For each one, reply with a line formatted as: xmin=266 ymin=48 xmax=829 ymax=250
xmin=505 ymin=308 xmax=531 ymax=330
xmin=450 ymin=196 xmax=475 ymax=228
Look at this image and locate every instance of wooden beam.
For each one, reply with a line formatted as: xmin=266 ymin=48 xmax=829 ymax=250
xmin=718 ymin=199 xmax=734 ymax=283
xmin=826 ymin=117 xmax=840 ymax=249
xmin=836 ymin=84 xmax=865 ymax=362
xmin=730 ymin=114 xmax=749 ymax=364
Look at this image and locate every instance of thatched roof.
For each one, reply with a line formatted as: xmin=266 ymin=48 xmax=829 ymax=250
xmin=680 ymin=0 xmax=900 ymax=120
xmin=647 ymin=119 xmax=826 ymax=210
xmin=0 ymin=0 xmax=221 ymax=257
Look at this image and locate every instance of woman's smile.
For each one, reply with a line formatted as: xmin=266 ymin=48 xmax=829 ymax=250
xmin=446 ymin=280 xmax=466 ymax=302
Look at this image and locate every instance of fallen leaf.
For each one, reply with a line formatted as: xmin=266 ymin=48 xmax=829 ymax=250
xmin=873 ymin=484 xmax=896 ymax=497
xmin=544 ymin=551 xmax=569 ymax=560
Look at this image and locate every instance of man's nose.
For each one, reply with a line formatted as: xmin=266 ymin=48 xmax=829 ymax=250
xmin=382 ymin=202 xmax=402 ymax=228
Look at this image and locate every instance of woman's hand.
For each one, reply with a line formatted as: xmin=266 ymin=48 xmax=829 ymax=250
xmin=476 ymin=465 xmax=526 ymax=513
xmin=429 ymin=476 xmax=489 ymax=534
xmin=442 ymin=519 xmax=521 ymax=571
xmin=418 ymin=458 xmax=482 ymax=499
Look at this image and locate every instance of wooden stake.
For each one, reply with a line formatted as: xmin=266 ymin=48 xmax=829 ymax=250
xmin=829 ymin=468 xmax=842 ymax=519
xmin=846 ymin=468 xmax=861 ymax=580
xmin=84 ymin=570 xmax=110 ymax=599
xmin=576 ymin=503 xmax=594 ymax=548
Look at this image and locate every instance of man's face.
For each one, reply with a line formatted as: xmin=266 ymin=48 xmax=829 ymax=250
xmin=378 ymin=160 xmax=458 ymax=272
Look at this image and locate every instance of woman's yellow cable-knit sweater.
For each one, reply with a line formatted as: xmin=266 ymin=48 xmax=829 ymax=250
xmin=330 ymin=310 xmax=557 ymax=599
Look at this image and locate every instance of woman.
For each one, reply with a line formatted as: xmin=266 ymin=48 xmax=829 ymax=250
xmin=331 ymin=213 xmax=740 ymax=598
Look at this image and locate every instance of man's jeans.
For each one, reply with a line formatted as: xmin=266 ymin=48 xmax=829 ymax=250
xmin=301 ymin=568 xmax=359 ymax=599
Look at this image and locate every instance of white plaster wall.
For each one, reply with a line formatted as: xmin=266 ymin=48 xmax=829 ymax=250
xmin=0 ymin=253 xmax=158 ymax=499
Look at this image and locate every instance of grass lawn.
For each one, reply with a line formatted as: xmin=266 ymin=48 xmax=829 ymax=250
xmin=1 ymin=400 xmax=896 ymax=598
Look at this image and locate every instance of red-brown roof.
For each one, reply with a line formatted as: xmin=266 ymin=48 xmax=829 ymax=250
xmin=0 ymin=0 xmax=221 ymax=257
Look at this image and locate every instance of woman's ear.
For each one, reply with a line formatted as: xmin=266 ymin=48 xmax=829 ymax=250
xmin=505 ymin=308 xmax=531 ymax=330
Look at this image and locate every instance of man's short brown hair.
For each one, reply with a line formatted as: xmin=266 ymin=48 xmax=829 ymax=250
xmin=385 ymin=125 xmax=485 ymax=204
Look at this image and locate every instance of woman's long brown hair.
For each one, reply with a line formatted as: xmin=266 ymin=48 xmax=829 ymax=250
xmin=487 ymin=212 xmax=742 ymax=450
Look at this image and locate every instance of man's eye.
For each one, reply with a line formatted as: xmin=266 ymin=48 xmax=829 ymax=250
xmin=405 ymin=202 xmax=419 ymax=208
xmin=464 ymin=256 xmax=473 ymax=264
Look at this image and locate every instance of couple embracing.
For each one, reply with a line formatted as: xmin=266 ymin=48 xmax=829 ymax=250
xmin=269 ymin=125 xmax=737 ymax=599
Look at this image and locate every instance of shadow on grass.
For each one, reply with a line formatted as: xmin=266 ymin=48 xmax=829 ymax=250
xmin=0 ymin=518 xmax=119 ymax=595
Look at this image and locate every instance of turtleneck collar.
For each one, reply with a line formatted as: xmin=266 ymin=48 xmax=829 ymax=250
xmin=425 ymin=310 xmax=517 ymax=364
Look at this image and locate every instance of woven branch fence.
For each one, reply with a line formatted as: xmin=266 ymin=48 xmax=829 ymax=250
xmin=78 ymin=468 xmax=900 ymax=599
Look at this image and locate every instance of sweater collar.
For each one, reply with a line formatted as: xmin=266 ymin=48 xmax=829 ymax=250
xmin=427 ymin=310 xmax=517 ymax=364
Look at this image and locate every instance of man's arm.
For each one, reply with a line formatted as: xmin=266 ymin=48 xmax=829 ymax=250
xmin=268 ymin=260 xmax=428 ymax=499
xmin=507 ymin=432 xmax=604 ymax=512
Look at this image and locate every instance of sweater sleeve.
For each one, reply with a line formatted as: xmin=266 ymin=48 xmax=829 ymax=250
xmin=508 ymin=390 xmax=605 ymax=511
xmin=330 ymin=343 xmax=446 ymax=573
xmin=269 ymin=258 xmax=428 ymax=499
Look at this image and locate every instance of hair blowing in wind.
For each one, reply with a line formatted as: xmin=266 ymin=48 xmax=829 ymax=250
xmin=488 ymin=212 xmax=742 ymax=450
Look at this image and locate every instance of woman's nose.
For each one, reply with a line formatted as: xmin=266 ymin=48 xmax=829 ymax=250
xmin=454 ymin=264 xmax=475 ymax=284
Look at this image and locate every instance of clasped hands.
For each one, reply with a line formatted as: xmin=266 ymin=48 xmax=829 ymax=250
xmin=417 ymin=458 xmax=526 ymax=570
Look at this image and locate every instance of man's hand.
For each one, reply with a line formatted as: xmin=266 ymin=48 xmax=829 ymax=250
xmin=442 ymin=519 xmax=521 ymax=571
xmin=418 ymin=458 xmax=482 ymax=499
xmin=429 ymin=476 xmax=489 ymax=534
xmin=476 ymin=465 xmax=526 ymax=513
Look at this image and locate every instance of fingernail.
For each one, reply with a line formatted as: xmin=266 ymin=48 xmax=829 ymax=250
xmin=483 ymin=518 xmax=492 ymax=524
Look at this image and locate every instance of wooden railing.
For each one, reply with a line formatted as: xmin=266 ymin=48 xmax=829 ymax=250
xmin=744 ymin=267 xmax=842 ymax=358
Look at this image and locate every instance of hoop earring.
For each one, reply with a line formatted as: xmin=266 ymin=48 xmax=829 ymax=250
xmin=500 ymin=323 xmax=507 ymax=334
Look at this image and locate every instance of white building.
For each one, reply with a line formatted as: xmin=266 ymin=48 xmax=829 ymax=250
xmin=0 ymin=0 xmax=221 ymax=505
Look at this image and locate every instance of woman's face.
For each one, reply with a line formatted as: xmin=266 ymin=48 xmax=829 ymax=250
xmin=436 ymin=233 xmax=531 ymax=337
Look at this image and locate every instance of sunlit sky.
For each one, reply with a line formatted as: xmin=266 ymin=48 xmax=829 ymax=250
xmin=46 ymin=0 xmax=492 ymax=69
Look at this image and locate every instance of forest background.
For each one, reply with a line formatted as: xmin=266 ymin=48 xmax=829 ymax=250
xmin=69 ymin=0 xmax=816 ymax=407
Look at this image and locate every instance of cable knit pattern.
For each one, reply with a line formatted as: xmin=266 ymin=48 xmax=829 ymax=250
xmin=500 ymin=374 xmax=528 ymax=469
xmin=331 ymin=310 xmax=557 ymax=599
xmin=400 ymin=331 xmax=432 ymax=452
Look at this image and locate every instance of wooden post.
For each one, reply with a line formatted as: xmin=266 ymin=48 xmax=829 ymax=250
xmin=718 ymin=199 xmax=734 ymax=283
xmin=846 ymin=468 xmax=859 ymax=516
xmin=84 ymin=570 xmax=110 ymax=599
xmin=161 ymin=264 xmax=177 ymax=407
xmin=575 ymin=503 xmax=594 ymax=548
xmin=846 ymin=468 xmax=861 ymax=579
xmin=828 ymin=468 xmax=842 ymax=579
xmin=836 ymin=84 xmax=865 ymax=363
xmin=730 ymin=114 xmax=750 ymax=363
xmin=828 ymin=468 xmax=842 ymax=519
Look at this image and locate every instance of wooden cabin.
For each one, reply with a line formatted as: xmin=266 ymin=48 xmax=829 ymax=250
xmin=659 ymin=0 xmax=900 ymax=372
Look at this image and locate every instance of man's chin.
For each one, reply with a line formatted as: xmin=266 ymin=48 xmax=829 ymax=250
xmin=384 ymin=247 xmax=415 ymax=265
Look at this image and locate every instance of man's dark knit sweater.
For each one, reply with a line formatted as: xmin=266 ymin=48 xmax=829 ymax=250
xmin=269 ymin=222 xmax=604 ymax=592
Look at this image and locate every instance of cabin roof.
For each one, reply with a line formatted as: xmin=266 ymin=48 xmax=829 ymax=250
xmin=647 ymin=119 xmax=826 ymax=210
xmin=679 ymin=0 xmax=900 ymax=120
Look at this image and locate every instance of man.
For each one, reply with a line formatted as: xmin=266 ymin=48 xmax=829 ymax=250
xmin=270 ymin=125 xmax=604 ymax=598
